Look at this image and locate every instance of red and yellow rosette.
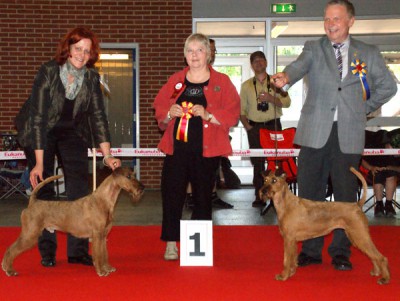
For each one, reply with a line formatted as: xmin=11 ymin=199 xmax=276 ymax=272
xmin=176 ymin=101 xmax=193 ymax=142
xmin=351 ymin=59 xmax=370 ymax=101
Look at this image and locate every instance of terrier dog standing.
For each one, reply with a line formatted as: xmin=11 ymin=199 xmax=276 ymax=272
xmin=2 ymin=167 xmax=144 ymax=277
xmin=259 ymin=167 xmax=390 ymax=284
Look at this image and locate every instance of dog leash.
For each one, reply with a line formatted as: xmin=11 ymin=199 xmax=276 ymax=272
xmin=272 ymin=87 xmax=279 ymax=171
xmin=261 ymin=86 xmax=280 ymax=216
xmin=92 ymin=147 xmax=97 ymax=192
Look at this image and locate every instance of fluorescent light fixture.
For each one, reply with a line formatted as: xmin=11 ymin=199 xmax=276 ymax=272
xmin=271 ymin=22 xmax=288 ymax=38
xmin=100 ymin=53 xmax=129 ymax=60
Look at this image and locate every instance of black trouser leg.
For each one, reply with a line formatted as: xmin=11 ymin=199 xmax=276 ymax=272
xmin=298 ymin=123 xmax=360 ymax=259
xmin=160 ymin=151 xmax=219 ymax=242
xmin=297 ymin=123 xmax=361 ymax=258
xmin=327 ymin=146 xmax=360 ymax=258
xmin=24 ymin=130 xmax=90 ymax=259
xmin=25 ymin=139 xmax=58 ymax=259
xmin=190 ymin=155 xmax=219 ymax=220
xmin=57 ymin=132 xmax=90 ymax=258
xmin=297 ymin=146 xmax=329 ymax=259
xmin=160 ymin=154 xmax=189 ymax=242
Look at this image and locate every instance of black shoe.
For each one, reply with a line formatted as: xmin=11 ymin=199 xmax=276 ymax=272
xmin=252 ymin=198 xmax=264 ymax=207
xmin=68 ymin=254 xmax=93 ymax=266
xmin=297 ymin=253 xmax=322 ymax=267
xmin=331 ymin=255 xmax=352 ymax=271
xmin=212 ymin=197 xmax=234 ymax=209
xmin=374 ymin=201 xmax=385 ymax=217
xmin=384 ymin=200 xmax=396 ymax=217
xmin=41 ymin=257 xmax=56 ymax=267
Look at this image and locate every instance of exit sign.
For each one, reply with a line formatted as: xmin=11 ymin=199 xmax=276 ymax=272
xmin=271 ymin=3 xmax=297 ymax=14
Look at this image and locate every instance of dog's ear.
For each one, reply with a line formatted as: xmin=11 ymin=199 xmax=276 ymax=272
xmin=260 ymin=170 xmax=271 ymax=178
xmin=112 ymin=167 xmax=123 ymax=175
xmin=274 ymin=168 xmax=287 ymax=179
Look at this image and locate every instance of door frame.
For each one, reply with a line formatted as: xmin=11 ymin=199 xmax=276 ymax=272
xmin=100 ymin=43 xmax=140 ymax=174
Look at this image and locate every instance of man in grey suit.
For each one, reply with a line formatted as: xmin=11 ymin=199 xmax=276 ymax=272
xmin=272 ymin=0 xmax=397 ymax=271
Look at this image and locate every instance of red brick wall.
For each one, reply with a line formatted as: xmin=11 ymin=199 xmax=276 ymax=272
xmin=0 ymin=0 xmax=192 ymax=188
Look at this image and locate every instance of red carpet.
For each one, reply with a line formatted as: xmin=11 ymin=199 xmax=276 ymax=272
xmin=0 ymin=226 xmax=399 ymax=301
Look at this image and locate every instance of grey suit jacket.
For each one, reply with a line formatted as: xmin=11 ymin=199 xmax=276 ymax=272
xmin=284 ymin=36 xmax=397 ymax=154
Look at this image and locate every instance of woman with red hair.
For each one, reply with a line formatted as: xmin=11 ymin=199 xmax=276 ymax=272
xmin=16 ymin=27 xmax=121 ymax=268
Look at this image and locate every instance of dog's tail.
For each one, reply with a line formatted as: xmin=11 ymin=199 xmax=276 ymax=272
xmin=350 ymin=167 xmax=367 ymax=208
xmin=29 ymin=175 xmax=64 ymax=205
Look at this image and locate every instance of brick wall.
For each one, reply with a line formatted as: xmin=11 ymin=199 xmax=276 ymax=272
xmin=0 ymin=0 xmax=192 ymax=188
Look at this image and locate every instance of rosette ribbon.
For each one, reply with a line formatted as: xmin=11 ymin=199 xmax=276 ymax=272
xmin=176 ymin=101 xmax=193 ymax=142
xmin=351 ymin=59 xmax=370 ymax=101
xmin=170 ymin=82 xmax=184 ymax=99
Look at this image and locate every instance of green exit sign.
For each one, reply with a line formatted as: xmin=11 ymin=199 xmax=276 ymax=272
xmin=271 ymin=3 xmax=297 ymax=14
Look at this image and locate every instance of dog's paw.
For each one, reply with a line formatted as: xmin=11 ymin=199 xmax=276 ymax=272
xmin=97 ymin=270 xmax=110 ymax=277
xmin=2 ymin=262 xmax=18 ymax=276
xmin=96 ymin=266 xmax=116 ymax=277
xmin=275 ymin=274 xmax=288 ymax=281
xmin=105 ymin=265 xmax=116 ymax=273
xmin=377 ymin=277 xmax=390 ymax=285
xmin=5 ymin=269 xmax=19 ymax=276
xmin=370 ymin=268 xmax=380 ymax=277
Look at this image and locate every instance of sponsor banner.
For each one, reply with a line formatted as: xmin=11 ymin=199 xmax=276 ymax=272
xmin=2 ymin=148 xmax=400 ymax=160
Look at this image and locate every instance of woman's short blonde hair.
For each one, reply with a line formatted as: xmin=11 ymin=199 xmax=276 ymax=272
xmin=184 ymin=33 xmax=211 ymax=64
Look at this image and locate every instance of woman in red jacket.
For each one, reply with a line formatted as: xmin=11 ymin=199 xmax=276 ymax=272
xmin=153 ymin=33 xmax=240 ymax=260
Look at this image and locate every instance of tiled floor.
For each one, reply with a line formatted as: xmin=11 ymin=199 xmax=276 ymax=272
xmin=1 ymin=187 xmax=399 ymax=227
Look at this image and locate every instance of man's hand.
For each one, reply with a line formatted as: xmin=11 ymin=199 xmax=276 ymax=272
xmin=271 ymin=72 xmax=289 ymax=89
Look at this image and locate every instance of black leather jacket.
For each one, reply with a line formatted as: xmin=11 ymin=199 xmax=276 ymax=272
xmin=16 ymin=60 xmax=111 ymax=149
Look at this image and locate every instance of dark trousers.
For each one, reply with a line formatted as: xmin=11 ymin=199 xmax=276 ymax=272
xmin=246 ymin=119 xmax=282 ymax=197
xmin=297 ymin=123 xmax=361 ymax=259
xmin=24 ymin=129 xmax=90 ymax=259
xmin=160 ymin=150 xmax=220 ymax=241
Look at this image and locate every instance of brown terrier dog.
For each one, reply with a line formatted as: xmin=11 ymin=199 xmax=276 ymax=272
xmin=259 ymin=167 xmax=390 ymax=285
xmin=2 ymin=167 xmax=144 ymax=277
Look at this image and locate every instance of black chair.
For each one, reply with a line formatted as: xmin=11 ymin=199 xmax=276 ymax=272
xmin=0 ymin=166 xmax=28 ymax=200
xmin=0 ymin=133 xmax=29 ymax=200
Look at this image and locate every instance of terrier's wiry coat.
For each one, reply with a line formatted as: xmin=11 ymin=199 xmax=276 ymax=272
xmin=2 ymin=167 xmax=144 ymax=277
xmin=259 ymin=167 xmax=390 ymax=284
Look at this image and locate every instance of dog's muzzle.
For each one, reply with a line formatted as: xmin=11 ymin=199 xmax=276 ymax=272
xmin=259 ymin=184 xmax=270 ymax=200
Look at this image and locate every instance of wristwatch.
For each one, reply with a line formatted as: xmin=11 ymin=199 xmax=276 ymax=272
xmin=207 ymin=113 xmax=213 ymax=122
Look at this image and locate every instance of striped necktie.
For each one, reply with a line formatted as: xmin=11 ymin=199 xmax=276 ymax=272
xmin=333 ymin=43 xmax=344 ymax=79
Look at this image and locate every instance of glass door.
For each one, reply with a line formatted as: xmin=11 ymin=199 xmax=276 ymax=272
xmin=97 ymin=43 xmax=139 ymax=172
xmin=274 ymin=45 xmax=306 ymax=129
xmin=212 ymin=47 xmax=264 ymax=184
xmin=195 ymin=17 xmax=400 ymax=185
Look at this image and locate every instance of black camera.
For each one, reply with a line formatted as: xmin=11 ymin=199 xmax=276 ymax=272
xmin=257 ymin=101 xmax=269 ymax=112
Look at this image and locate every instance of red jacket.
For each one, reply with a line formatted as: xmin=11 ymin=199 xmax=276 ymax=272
xmin=153 ymin=66 xmax=240 ymax=157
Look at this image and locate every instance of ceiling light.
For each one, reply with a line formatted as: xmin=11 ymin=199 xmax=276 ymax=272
xmin=100 ymin=54 xmax=129 ymax=60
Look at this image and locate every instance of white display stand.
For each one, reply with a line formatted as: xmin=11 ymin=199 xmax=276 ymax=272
xmin=180 ymin=220 xmax=213 ymax=266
